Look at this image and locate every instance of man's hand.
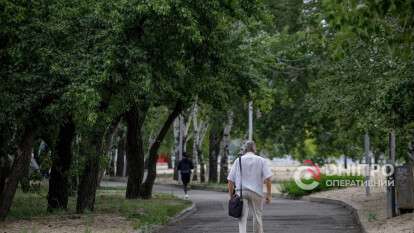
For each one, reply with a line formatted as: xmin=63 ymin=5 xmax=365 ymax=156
xmin=228 ymin=180 xmax=235 ymax=200
xmin=265 ymin=193 xmax=272 ymax=204
xmin=264 ymin=178 xmax=272 ymax=204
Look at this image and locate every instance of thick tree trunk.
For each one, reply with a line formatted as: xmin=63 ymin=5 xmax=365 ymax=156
xmin=0 ymin=126 xmax=34 ymax=220
xmin=20 ymin=166 xmax=30 ymax=193
xmin=140 ymin=103 xmax=182 ymax=199
xmin=219 ymin=112 xmax=233 ymax=183
xmin=125 ymin=106 xmax=146 ymax=199
xmin=48 ymin=118 xmax=76 ymax=211
xmin=0 ymin=156 xmax=11 ymax=195
xmin=208 ymin=125 xmax=222 ymax=183
xmin=76 ymin=78 xmax=114 ymax=213
xmin=76 ymin=132 xmax=103 ymax=213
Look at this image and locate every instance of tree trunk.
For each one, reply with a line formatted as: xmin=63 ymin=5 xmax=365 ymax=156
xmin=97 ymin=117 xmax=121 ymax=187
xmin=208 ymin=125 xmax=222 ymax=183
xmin=173 ymin=118 xmax=180 ymax=180
xmin=198 ymin=148 xmax=206 ymax=183
xmin=192 ymin=104 xmax=199 ymax=181
xmin=76 ymin=132 xmax=103 ymax=213
xmin=191 ymin=103 xmax=209 ymax=182
xmin=344 ymin=155 xmax=348 ymax=169
xmin=125 ymin=106 xmax=146 ymax=199
xmin=0 ymin=126 xmax=34 ymax=220
xmin=76 ymin=85 xmax=113 ymax=213
xmin=140 ymin=102 xmax=182 ymax=199
xmin=20 ymin=165 xmax=30 ymax=193
xmin=116 ymin=134 xmax=126 ymax=177
xmin=0 ymin=156 xmax=11 ymax=195
xmin=182 ymin=112 xmax=192 ymax=154
xmin=408 ymin=128 xmax=414 ymax=165
xmin=219 ymin=112 xmax=233 ymax=183
xmin=48 ymin=118 xmax=76 ymax=211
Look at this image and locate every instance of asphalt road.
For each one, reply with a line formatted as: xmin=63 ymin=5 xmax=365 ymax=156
xmin=151 ymin=184 xmax=362 ymax=233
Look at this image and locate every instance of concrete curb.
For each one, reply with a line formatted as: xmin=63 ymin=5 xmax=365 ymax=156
xmin=148 ymin=202 xmax=196 ymax=233
xmin=168 ymin=202 xmax=197 ymax=224
xmin=301 ymin=196 xmax=367 ymax=233
xmin=272 ymin=192 xmax=300 ymax=200
xmin=158 ymin=183 xmax=228 ymax=193
xmin=102 ymin=176 xmax=127 ymax=182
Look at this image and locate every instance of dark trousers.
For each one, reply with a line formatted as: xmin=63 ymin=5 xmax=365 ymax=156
xmin=181 ymin=173 xmax=191 ymax=194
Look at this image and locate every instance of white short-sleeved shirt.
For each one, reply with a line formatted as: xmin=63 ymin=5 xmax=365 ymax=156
xmin=227 ymin=152 xmax=273 ymax=196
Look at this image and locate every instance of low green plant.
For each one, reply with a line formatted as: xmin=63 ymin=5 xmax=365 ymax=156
xmin=368 ymin=212 xmax=377 ymax=222
xmin=279 ymin=174 xmax=365 ymax=197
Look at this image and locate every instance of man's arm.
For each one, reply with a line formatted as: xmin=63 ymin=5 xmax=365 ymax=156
xmin=262 ymin=160 xmax=273 ymax=204
xmin=227 ymin=160 xmax=237 ymax=199
xmin=228 ymin=180 xmax=235 ymax=199
xmin=264 ymin=178 xmax=272 ymax=204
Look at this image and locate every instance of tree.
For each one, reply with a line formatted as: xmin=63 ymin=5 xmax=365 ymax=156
xmin=219 ymin=111 xmax=234 ymax=183
xmin=0 ymin=0 xmax=74 ymax=219
xmin=47 ymin=117 xmax=75 ymax=211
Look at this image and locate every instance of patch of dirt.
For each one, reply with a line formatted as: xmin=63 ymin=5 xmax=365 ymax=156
xmin=0 ymin=214 xmax=136 ymax=233
xmin=310 ymin=186 xmax=414 ymax=233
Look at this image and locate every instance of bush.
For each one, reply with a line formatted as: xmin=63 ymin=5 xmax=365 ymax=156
xmin=279 ymin=174 xmax=365 ymax=198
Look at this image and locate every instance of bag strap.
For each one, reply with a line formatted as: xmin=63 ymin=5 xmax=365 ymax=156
xmin=239 ymin=156 xmax=243 ymax=198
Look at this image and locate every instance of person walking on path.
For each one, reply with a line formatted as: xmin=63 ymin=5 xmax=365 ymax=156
xmin=178 ymin=153 xmax=194 ymax=199
xmin=227 ymin=141 xmax=273 ymax=233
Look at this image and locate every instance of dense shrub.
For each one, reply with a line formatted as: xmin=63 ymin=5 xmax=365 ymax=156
xmin=279 ymin=174 xmax=365 ymax=198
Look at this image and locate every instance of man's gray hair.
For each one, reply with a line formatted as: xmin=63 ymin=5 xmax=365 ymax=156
xmin=243 ymin=140 xmax=256 ymax=154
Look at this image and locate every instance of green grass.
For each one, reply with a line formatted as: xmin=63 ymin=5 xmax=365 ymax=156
xmin=279 ymin=174 xmax=365 ymax=198
xmin=8 ymin=187 xmax=191 ymax=230
xmin=190 ymin=182 xmax=228 ymax=192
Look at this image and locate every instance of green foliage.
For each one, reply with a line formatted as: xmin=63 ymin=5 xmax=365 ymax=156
xmin=368 ymin=212 xmax=377 ymax=222
xmin=250 ymin=0 xmax=414 ymax=163
xmin=279 ymin=174 xmax=365 ymax=197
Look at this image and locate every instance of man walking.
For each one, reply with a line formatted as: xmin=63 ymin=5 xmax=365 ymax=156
xmin=177 ymin=153 xmax=194 ymax=199
xmin=228 ymin=141 xmax=273 ymax=233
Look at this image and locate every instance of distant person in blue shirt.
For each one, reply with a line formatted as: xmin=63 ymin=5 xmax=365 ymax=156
xmin=178 ymin=153 xmax=194 ymax=199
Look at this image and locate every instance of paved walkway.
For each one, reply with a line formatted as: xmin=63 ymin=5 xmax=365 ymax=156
xmin=153 ymin=185 xmax=362 ymax=233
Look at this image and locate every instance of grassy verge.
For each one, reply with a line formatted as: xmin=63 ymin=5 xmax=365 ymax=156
xmin=279 ymin=174 xmax=365 ymax=198
xmin=190 ymin=182 xmax=228 ymax=192
xmin=8 ymin=187 xmax=191 ymax=231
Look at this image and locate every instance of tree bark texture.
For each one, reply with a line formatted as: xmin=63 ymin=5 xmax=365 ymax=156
xmin=208 ymin=124 xmax=222 ymax=183
xmin=125 ymin=106 xmax=146 ymax=199
xmin=0 ymin=126 xmax=34 ymax=220
xmin=140 ymin=102 xmax=182 ymax=198
xmin=76 ymin=131 xmax=104 ymax=213
xmin=116 ymin=133 xmax=126 ymax=177
xmin=219 ymin=111 xmax=233 ymax=183
xmin=48 ymin=118 xmax=76 ymax=211
xmin=173 ymin=118 xmax=180 ymax=181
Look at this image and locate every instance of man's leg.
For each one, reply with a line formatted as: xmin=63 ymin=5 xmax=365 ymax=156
xmin=181 ymin=173 xmax=188 ymax=194
xmin=238 ymin=195 xmax=249 ymax=233
xmin=183 ymin=182 xmax=188 ymax=194
xmin=251 ymin=192 xmax=264 ymax=233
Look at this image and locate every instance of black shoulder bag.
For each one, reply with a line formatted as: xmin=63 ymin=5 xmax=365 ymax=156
xmin=228 ymin=156 xmax=243 ymax=218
